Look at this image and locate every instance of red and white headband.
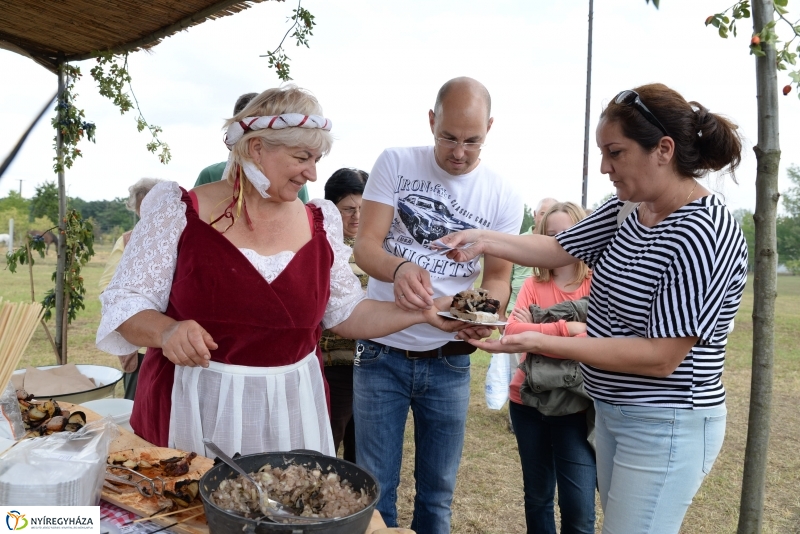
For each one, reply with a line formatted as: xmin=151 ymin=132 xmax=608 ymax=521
xmin=221 ymin=113 xmax=332 ymax=199
xmin=224 ymin=113 xmax=332 ymax=148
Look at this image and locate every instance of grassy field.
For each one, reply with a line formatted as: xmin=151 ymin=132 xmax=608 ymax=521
xmin=2 ymin=245 xmax=799 ymax=533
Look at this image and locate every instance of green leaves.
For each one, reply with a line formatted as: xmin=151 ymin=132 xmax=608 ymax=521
xmin=88 ymin=52 xmax=171 ymax=165
xmin=704 ymin=1 xmax=800 ymax=100
xmin=90 ymin=52 xmax=133 ymax=114
xmin=38 ymin=210 xmax=95 ymax=323
xmin=644 ymin=0 xmax=660 ymax=9
xmin=51 ymin=64 xmax=96 ymax=173
xmin=291 ymin=7 xmax=316 ymax=48
xmin=260 ymin=0 xmax=316 ymax=81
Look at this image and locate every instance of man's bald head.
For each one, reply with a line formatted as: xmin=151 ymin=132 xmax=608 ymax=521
xmin=428 ymin=77 xmax=493 ymax=175
xmin=433 ymin=77 xmax=491 ymax=123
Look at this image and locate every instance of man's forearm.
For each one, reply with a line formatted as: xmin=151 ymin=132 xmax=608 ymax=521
xmin=353 ymin=237 xmax=405 ymax=283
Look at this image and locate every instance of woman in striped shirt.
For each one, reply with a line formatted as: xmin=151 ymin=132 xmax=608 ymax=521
xmin=442 ymin=83 xmax=748 ymax=534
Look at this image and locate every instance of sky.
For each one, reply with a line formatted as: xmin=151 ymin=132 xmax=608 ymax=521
xmin=0 ymin=0 xmax=798 ymax=213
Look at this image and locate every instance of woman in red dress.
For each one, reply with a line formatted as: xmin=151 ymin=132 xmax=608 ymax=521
xmin=96 ymin=86 xmax=460 ymax=457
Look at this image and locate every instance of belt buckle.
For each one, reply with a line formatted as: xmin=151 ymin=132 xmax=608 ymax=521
xmin=405 ymin=349 xmax=426 ymax=360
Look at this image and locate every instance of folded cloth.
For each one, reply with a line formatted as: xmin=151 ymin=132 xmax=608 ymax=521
xmin=20 ymin=363 xmax=96 ymax=396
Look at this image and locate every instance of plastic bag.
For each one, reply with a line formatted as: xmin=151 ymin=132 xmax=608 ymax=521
xmin=0 ymin=381 xmax=24 ymax=441
xmin=485 ymin=353 xmax=512 ymax=410
xmin=0 ymin=416 xmax=120 ymax=506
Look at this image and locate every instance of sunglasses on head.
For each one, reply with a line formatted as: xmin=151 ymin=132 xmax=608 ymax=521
xmin=614 ymin=90 xmax=670 ymax=138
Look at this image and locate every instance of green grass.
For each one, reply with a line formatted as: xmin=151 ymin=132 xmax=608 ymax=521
xmin=3 ymin=248 xmax=799 ymax=533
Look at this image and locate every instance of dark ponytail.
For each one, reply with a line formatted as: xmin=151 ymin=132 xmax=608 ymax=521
xmin=691 ymin=102 xmax=742 ymax=178
xmin=601 ymin=83 xmax=742 ymax=182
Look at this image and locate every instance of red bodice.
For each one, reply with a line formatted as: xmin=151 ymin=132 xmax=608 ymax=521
xmin=130 ymin=189 xmax=333 ymax=446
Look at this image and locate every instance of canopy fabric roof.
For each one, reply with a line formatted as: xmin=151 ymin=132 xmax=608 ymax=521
xmin=0 ymin=0 xmax=271 ymax=72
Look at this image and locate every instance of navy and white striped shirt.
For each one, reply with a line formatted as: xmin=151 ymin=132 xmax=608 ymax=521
xmin=556 ymin=195 xmax=748 ymax=408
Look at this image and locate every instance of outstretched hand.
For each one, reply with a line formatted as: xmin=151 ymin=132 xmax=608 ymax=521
xmin=161 ymin=320 xmax=218 ymax=367
xmin=437 ymin=229 xmax=486 ymax=263
xmin=467 ymin=331 xmax=549 ymax=355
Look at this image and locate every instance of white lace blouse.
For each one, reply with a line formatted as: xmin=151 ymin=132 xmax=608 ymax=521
xmin=96 ymin=181 xmax=366 ymax=356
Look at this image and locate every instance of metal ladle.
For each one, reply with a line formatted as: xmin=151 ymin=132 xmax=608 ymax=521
xmin=202 ymin=438 xmax=339 ymax=524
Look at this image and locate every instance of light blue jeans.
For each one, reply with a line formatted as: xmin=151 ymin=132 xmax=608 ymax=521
xmin=352 ymin=340 xmax=471 ymax=534
xmin=594 ymin=400 xmax=727 ymax=534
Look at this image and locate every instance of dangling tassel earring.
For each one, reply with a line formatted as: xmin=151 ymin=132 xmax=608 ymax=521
xmin=210 ymin=162 xmax=254 ymax=233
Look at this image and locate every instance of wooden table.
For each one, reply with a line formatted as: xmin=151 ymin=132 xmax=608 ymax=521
xmin=65 ymin=402 xmax=388 ymax=533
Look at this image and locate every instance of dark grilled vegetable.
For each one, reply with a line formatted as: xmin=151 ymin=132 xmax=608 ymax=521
xmin=67 ymin=411 xmax=87 ymax=426
xmin=165 ymin=479 xmax=200 ymax=507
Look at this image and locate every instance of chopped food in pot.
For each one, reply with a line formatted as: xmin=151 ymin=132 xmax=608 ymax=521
xmin=210 ymin=463 xmax=370 ymax=519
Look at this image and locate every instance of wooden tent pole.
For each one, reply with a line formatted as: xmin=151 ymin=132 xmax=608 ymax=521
xmin=54 ymin=59 xmax=67 ymax=365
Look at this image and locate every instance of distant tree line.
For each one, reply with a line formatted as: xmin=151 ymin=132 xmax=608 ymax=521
xmin=734 ymin=164 xmax=800 ymax=273
xmin=0 ymin=180 xmax=134 ymax=246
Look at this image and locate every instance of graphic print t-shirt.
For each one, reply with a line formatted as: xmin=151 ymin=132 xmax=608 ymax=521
xmin=363 ymin=146 xmax=524 ymax=351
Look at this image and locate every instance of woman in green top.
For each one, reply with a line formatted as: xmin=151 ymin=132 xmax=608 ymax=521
xmin=320 ymin=167 xmax=369 ymax=461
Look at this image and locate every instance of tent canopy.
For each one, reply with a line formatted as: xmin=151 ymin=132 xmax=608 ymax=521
xmin=0 ymin=0 xmax=270 ymax=72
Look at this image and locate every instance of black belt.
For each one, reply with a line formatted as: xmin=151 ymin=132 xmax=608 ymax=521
xmin=376 ymin=341 xmax=477 ymax=360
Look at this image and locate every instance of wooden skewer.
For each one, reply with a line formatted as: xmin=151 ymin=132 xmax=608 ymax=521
xmin=131 ymin=504 xmax=204 ymax=523
xmin=147 ymin=510 xmax=206 ymax=534
xmin=0 ymin=301 xmax=43 ymax=391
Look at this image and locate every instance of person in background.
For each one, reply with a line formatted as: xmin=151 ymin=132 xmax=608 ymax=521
xmin=506 ymin=201 xmax=595 ymax=534
xmin=445 ymin=83 xmax=748 ymax=534
xmin=503 ymin=196 xmax=558 ymax=433
xmin=353 ymin=76 xmax=523 ymax=534
xmin=194 ymin=92 xmax=310 ymax=204
xmin=98 ymin=177 xmax=163 ymax=400
xmin=509 ymin=197 xmax=558 ymax=312
xmin=319 ymin=167 xmax=369 ymax=462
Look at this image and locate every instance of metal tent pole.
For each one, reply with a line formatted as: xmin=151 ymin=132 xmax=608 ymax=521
xmin=581 ymin=0 xmax=594 ymax=209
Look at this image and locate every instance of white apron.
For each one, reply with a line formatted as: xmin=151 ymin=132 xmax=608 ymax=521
xmin=168 ymin=351 xmax=335 ymax=458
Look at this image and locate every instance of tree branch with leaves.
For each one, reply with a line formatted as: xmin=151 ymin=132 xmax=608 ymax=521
xmin=260 ymin=0 xmax=316 ymax=81
xmin=705 ymin=0 xmax=800 ymax=97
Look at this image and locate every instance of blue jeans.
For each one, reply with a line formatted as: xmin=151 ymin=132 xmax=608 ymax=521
xmin=594 ymin=400 xmax=727 ymax=534
xmin=509 ymin=401 xmax=597 ymax=534
xmin=352 ymin=340 xmax=471 ymax=534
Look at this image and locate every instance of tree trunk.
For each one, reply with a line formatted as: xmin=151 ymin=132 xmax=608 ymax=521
xmin=26 ymin=241 xmax=59 ymax=362
xmin=54 ymin=61 xmax=68 ymax=365
xmin=738 ymin=1 xmax=780 ymax=532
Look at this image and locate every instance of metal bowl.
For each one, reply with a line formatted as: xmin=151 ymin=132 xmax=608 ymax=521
xmin=199 ymin=450 xmax=380 ymax=534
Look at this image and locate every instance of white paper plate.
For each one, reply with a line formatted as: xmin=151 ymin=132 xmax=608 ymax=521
xmin=437 ymin=311 xmax=507 ymax=326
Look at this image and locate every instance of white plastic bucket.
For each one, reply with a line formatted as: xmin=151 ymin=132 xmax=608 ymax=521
xmin=80 ymin=398 xmax=134 ymax=433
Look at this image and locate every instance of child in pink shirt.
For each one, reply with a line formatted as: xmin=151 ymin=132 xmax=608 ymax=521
xmin=505 ymin=202 xmax=595 ymax=534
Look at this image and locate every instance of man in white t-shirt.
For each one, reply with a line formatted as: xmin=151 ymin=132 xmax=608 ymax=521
xmin=353 ymin=77 xmax=523 ymax=534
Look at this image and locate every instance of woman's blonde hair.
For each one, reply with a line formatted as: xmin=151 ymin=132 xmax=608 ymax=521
xmin=222 ymin=85 xmax=333 ymax=185
xmin=534 ymin=202 xmax=591 ymax=286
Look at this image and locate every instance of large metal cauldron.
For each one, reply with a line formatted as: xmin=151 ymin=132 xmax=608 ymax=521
xmin=199 ymin=450 xmax=380 ymax=534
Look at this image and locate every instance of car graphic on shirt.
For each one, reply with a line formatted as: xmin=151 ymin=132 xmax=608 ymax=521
xmin=397 ymin=194 xmax=476 ymax=244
